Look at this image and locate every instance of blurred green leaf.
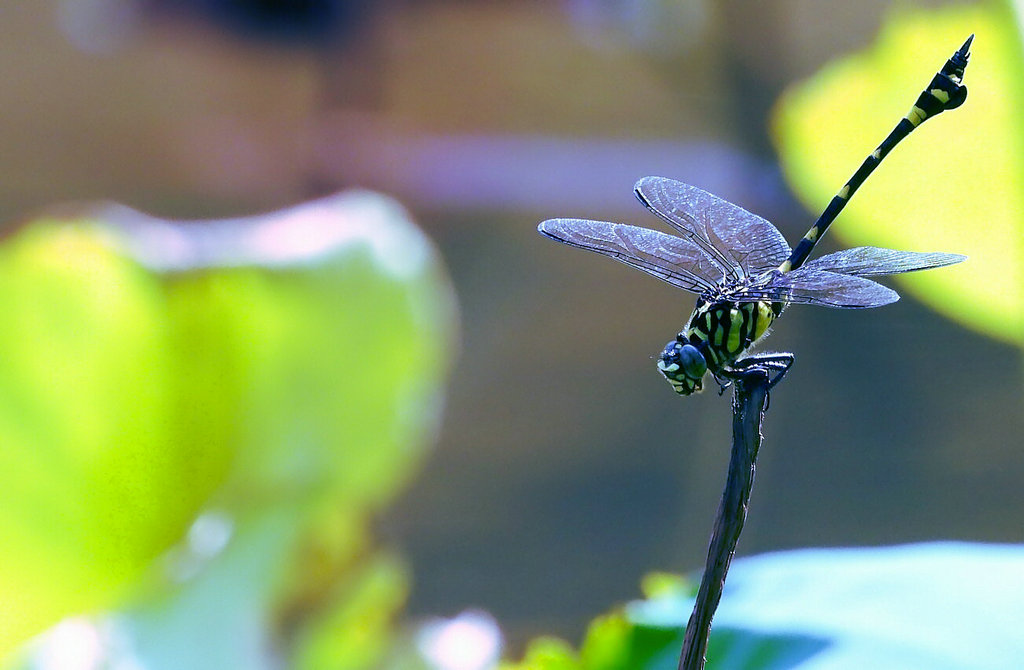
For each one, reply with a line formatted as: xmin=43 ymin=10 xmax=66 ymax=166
xmin=290 ymin=551 xmax=410 ymax=670
xmin=505 ymin=543 xmax=1024 ymax=670
xmin=774 ymin=6 xmax=1024 ymax=346
xmin=0 ymin=224 xmax=223 ymax=656
xmin=500 ymin=637 xmax=579 ymax=670
xmin=0 ymin=192 xmax=456 ymax=664
xmin=123 ymin=508 xmax=305 ymax=670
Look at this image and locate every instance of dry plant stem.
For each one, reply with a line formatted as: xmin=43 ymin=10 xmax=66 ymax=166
xmin=678 ymin=368 xmax=771 ymax=670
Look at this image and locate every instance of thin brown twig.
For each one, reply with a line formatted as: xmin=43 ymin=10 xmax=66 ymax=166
xmin=678 ymin=368 xmax=771 ymax=670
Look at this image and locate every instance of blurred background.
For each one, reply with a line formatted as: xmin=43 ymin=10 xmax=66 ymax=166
xmin=0 ymin=0 xmax=1021 ymax=668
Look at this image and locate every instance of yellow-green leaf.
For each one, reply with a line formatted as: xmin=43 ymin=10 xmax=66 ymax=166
xmin=774 ymin=6 xmax=1024 ymax=346
xmin=0 ymin=192 xmax=457 ymax=663
xmin=0 ymin=224 xmax=218 ymax=655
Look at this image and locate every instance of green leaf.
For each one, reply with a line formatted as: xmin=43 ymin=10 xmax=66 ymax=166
xmin=500 ymin=637 xmax=579 ymax=670
xmin=0 ymin=192 xmax=456 ymax=663
xmin=773 ymin=6 xmax=1024 ymax=346
xmin=506 ymin=543 xmax=1024 ymax=669
xmin=153 ymin=200 xmax=456 ymax=512
xmin=0 ymin=224 xmax=216 ymax=656
xmin=290 ymin=551 xmax=409 ymax=670
xmin=123 ymin=508 xmax=306 ymax=670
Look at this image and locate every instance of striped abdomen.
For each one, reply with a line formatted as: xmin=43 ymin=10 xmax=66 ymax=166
xmin=686 ymin=299 xmax=776 ymax=371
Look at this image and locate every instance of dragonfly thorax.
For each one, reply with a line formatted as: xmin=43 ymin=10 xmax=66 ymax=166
xmin=656 ymin=298 xmax=778 ymax=395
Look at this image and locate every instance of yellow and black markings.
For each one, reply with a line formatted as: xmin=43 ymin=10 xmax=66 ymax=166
xmin=777 ymin=34 xmax=972 ymax=275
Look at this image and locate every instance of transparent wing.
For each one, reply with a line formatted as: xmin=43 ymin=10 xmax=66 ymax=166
xmin=802 ymin=246 xmax=966 ymax=276
xmin=743 ymin=268 xmax=900 ymax=309
xmin=634 ymin=176 xmax=792 ymax=277
xmin=538 ymin=218 xmax=727 ymax=294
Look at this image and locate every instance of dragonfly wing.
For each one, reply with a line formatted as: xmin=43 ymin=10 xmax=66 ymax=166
xmin=746 ymin=268 xmax=900 ymax=308
xmin=802 ymin=246 xmax=967 ymax=276
xmin=634 ymin=176 xmax=791 ymax=276
xmin=538 ymin=218 xmax=724 ymax=294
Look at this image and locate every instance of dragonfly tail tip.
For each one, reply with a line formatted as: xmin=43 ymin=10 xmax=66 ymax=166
xmin=959 ymin=34 xmax=974 ymax=58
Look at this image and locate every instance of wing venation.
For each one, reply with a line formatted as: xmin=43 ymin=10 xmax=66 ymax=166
xmin=634 ymin=177 xmax=792 ymax=276
xmin=538 ymin=218 xmax=726 ymax=294
xmin=743 ymin=268 xmax=900 ymax=308
xmin=802 ymin=246 xmax=966 ymax=276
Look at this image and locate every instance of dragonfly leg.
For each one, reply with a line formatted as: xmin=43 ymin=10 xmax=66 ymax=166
xmin=726 ymin=352 xmax=794 ymax=391
xmin=716 ymin=353 xmax=793 ymax=409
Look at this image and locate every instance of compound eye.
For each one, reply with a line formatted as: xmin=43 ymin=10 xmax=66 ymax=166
xmin=658 ymin=339 xmax=681 ymax=363
xmin=678 ymin=344 xmax=707 ymax=379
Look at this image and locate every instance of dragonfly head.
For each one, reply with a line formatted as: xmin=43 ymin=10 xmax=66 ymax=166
xmin=657 ymin=339 xmax=707 ymax=395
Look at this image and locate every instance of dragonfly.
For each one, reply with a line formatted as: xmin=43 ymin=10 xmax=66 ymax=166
xmin=539 ymin=36 xmax=972 ymax=395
